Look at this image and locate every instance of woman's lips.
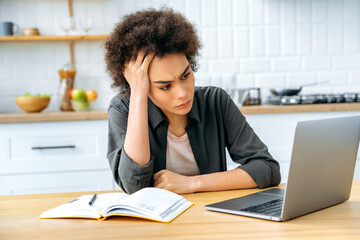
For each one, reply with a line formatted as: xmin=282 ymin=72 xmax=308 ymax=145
xmin=177 ymin=99 xmax=192 ymax=109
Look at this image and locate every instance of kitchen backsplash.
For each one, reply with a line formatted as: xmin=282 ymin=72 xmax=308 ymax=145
xmin=1 ymin=0 xmax=360 ymax=113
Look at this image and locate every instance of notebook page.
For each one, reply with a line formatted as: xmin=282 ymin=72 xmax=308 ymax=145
xmin=40 ymin=195 xmax=101 ymax=219
xmin=108 ymin=188 xmax=192 ymax=221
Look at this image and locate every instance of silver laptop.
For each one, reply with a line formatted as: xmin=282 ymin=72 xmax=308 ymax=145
xmin=205 ymin=116 xmax=360 ymax=221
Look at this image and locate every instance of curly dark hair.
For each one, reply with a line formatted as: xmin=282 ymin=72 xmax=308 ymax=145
xmin=104 ymin=8 xmax=201 ymax=97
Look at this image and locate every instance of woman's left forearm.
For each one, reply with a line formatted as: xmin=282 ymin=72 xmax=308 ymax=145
xmin=190 ymin=168 xmax=258 ymax=192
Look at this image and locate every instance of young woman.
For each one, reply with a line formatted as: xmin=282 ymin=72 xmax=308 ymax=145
xmin=104 ymin=8 xmax=281 ymax=194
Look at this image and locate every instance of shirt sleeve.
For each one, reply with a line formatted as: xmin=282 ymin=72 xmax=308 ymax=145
xmin=107 ymin=95 xmax=154 ymax=194
xmin=219 ymin=89 xmax=281 ymax=188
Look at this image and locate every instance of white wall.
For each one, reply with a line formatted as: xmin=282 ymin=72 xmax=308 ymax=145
xmin=1 ymin=0 xmax=360 ymax=113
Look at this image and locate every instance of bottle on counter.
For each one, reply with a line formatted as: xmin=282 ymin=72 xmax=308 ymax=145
xmin=58 ymin=63 xmax=76 ymax=111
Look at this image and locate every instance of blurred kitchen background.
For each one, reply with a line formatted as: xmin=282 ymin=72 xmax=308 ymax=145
xmin=1 ymin=0 xmax=360 ymax=195
xmin=1 ymin=0 xmax=360 ymax=112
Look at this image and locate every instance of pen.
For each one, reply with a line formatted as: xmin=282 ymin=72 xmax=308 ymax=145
xmin=88 ymin=194 xmax=97 ymax=206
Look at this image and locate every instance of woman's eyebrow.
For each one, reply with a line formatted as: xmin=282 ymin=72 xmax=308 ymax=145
xmin=180 ymin=64 xmax=190 ymax=77
xmin=152 ymin=64 xmax=190 ymax=84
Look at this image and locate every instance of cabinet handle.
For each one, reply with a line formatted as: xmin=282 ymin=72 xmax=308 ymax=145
xmin=31 ymin=145 xmax=76 ymax=150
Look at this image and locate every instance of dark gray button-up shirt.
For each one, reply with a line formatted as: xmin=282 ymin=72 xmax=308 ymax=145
xmin=107 ymin=86 xmax=281 ymax=193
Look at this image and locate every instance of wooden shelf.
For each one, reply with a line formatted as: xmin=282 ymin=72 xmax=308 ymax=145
xmin=0 ymin=34 xmax=109 ymax=64
xmin=0 ymin=35 xmax=109 ymax=42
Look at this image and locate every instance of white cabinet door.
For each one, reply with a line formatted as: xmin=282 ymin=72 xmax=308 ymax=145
xmin=0 ymin=120 xmax=116 ymax=195
xmin=0 ymin=120 xmax=109 ymax=174
xmin=0 ymin=170 xmax=114 ymax=195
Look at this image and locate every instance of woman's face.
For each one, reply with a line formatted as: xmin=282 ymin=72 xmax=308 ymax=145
xmin=148 ymin=52 xmax=195 ymax=120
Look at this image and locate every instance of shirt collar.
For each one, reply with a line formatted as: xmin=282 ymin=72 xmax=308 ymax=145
xmin=147 ymin=89 xmax=200 ymax=129
xmin=148 ymin=98 xmax=167 ymax=129
xmin=187 ymin=93 xmax=200 ymax=123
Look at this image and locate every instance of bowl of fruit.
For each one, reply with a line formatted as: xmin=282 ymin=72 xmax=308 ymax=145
xmin=70 ymin=89 xmax=98 ymax=111
xmin=15 ymin=93 xmax=52 ymax=113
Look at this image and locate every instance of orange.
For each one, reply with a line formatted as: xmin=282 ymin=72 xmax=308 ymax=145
xmin=85 ymin=89 xmax=98 ymax=102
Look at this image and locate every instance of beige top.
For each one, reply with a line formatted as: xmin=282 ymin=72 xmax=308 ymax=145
xmin=166 ymin=131 xmax=200 ymax=176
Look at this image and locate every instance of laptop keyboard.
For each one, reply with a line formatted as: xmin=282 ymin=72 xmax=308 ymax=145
xmin=240 ymin=198 xmax=283 ymax=216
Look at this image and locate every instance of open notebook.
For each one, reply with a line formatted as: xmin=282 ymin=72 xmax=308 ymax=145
xmin=40 ymin=187 xmax=194 ymax=223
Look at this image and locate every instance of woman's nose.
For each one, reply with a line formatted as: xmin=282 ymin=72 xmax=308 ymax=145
xmin=175 ymin=83 xmax=187 ymax=99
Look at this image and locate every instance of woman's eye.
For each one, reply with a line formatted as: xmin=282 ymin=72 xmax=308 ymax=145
xmin=181 ymin=73 xmax=191 ymax=80
xmin=160 ymin=84 xmax=171 ymax=90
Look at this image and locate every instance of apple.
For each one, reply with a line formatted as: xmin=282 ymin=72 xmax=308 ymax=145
xmin=76 ymin=100 xmax=89 ymax=110
xmin=85 ymin=89 xmax=98 ymax=102
xmin=69 ymin=89 xmax=75 ymax=99
xmin=72 ymin=99 xmax=90 ymax=111
xmin=71 ymin=89 xmax=86 ymax=101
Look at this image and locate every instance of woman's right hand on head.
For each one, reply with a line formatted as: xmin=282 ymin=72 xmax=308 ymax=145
xmin=124 ymin=50 xmax=155 ymax=99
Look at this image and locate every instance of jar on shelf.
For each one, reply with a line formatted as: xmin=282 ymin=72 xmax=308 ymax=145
xmin=58 ymin=63 xmax=76 ymax=111
xmin=242 ymin=88 xmax=262 ymax=106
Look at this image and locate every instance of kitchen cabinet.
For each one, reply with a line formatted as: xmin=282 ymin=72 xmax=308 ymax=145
xmin=1 ymin=105 xmax=360 ymax=195
xmin=0 ymin=171 xmax=113 ymax=196
xmin=0 ymin=120 xmax=114 ymax=195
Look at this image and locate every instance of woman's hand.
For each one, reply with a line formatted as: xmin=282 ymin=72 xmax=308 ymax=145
xmin=123 ymin=50 xmax=154 ymax=98
xmin=153 ymin=170 xmax=197 ymax=194
xmin=122 ymin=50 xmax=154 ymax=168
xmin=154 ymin=169 xmax=258 ymax=194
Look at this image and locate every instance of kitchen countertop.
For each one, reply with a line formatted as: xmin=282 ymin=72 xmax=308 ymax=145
xmin=1 ymin=103 xmax=360 ymax=123
xmin=0 ymin=110 xmax=108 ymax=123
xmin=239 ymin=102 xmax=360 ymax=114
